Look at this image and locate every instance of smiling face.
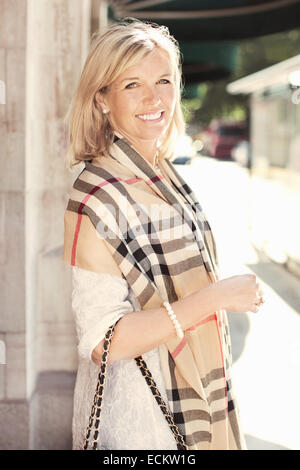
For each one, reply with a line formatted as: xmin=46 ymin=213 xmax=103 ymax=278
xmin=97 ymin=47 xmax=177 ymax=155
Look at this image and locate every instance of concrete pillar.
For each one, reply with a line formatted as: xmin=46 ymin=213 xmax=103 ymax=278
xmin=91 ymin=0 xmax=108 ymax=36
xmin=0 ymin=0 xmax=28 ymax=450
xmin=0 ymin=0 xmax=92 ymax=449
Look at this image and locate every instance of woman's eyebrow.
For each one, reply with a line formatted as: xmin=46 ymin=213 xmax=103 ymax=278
xmin=119 ymin=73 xmax=172 ymax=84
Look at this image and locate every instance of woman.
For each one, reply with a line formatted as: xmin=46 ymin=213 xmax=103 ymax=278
xmin=63 ymin=18 xmax=264 ymax=450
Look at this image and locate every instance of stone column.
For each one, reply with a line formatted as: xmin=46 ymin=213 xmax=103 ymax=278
xmin=0 ymin=0 xmax=92 ymax=449
xmin=0 ymin=0 xmax=28 ymax=450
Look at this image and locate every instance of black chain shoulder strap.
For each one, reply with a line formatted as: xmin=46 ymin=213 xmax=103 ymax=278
xmin=82 ymin=321 xmax=187 ymax=450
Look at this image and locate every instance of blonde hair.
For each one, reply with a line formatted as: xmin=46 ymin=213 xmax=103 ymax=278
xmin=65 ymin=18 xmax=186 ymax=168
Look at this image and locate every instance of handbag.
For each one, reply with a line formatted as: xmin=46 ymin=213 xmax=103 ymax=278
xmin=82 ymin=321 xmax=187 ymax=450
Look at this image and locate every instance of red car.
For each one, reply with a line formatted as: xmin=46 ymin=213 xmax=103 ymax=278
xmin=202 ymin=120 xmax=248 ymax=159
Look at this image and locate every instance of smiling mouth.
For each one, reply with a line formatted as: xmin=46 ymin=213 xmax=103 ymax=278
xmin=136 ymin=111 xmax=164 ymax=121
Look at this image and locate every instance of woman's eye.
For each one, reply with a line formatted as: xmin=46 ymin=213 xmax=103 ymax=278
xmin=124 ymin=79 xmax=170 ymax=89
xmin=125 ymin=82 xmax=137 ymax=89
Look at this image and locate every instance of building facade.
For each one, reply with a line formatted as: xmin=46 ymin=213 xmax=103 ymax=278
xmin=228 ymin=55 xmax=300 ymax=278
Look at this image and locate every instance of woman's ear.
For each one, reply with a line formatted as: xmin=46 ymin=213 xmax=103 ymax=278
xmin=95 ymin=90 xmax=109 ymax=114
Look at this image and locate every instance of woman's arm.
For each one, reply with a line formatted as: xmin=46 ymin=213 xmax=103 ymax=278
xmin=92 ymin=272 xmax=261 ymax=365
xmin=71 ymin=266 xmax=134 ymax=362
xmin=92 ymin=281 xmax=222 ymax=365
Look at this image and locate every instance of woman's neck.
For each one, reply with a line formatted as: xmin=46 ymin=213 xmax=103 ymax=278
xmin=114 ymin=130 xmax=158 ymax=167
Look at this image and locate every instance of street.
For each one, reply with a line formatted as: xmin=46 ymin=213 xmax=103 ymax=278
xmin=175 ymin=155 xmax=300 ymax=450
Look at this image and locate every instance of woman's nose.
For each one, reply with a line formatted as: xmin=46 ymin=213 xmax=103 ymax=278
xmin=143 ymin=86 xmax=161 ymax=106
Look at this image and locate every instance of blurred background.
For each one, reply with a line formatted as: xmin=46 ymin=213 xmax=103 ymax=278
xmin=0 ymin=0 xmax=300 ymax=450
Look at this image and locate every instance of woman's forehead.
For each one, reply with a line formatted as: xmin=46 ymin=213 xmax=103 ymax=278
xmin=116 ymin=49 xmax=174 ymax=81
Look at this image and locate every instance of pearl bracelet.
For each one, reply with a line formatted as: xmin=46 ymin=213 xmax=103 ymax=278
xmin=162 ymin=301 xmax=184 ymax=340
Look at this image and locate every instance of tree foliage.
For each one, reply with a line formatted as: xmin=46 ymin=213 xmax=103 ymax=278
xmin=183 ymin=28 xmax=300 ymax=128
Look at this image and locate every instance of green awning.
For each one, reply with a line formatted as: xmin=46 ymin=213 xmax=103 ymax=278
xmin=107 ymin=1 xmax=300 ymax=85
xmin=109 ymin=1 xmax=300 ymax=41
xmin=180 ymin=41 xmax=239 ymax=84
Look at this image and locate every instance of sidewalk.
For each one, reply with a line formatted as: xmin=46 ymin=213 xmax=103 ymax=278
xmin=228 ymin=249 xmax=300 ymax=450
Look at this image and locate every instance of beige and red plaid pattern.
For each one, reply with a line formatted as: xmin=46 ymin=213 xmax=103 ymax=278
xmin=63 ymin=135 xmax=245 ymax=450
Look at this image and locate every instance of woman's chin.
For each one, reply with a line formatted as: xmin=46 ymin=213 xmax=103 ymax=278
xmin=136 ymin=123 xmax=168 ymax=141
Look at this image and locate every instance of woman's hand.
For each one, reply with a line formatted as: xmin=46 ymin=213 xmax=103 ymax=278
xmin=217 ymin=274 xmax=264 ymax=313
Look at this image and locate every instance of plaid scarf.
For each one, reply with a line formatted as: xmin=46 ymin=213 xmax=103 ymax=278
xmin=63 ymin=134 xmax=245 ymax=450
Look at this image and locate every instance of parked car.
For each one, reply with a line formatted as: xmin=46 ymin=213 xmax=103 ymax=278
xmin=172 ymin=135 xmax=195 ymax=164
xmin=231 ymin=140 xmax=250 ymax=167
xmin=201 ymin=119 xmax=248 ymax=159
xmin=172 ymin=156 xmax=192 ymax=165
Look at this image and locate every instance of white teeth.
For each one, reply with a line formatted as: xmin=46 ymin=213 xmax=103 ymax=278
xmin=137 ymin=111 xmax=163 ymax=121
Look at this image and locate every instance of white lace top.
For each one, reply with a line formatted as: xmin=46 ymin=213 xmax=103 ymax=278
xmin=71 ymin=266 xmax=177 ymax=450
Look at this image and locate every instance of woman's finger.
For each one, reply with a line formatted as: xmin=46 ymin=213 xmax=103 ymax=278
xmin=252 ymin=303 xmax=260 ymax=313
xmin=256 ymin=285 xmax=264 ymax=297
